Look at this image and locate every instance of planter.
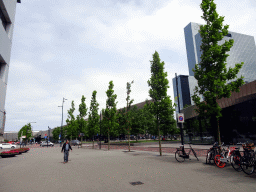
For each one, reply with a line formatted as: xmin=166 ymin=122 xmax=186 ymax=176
xmin=0 ymin=154 xmax=16 ymax=158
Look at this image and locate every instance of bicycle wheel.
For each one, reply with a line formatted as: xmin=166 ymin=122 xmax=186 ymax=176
xmin=241 ymin=158 xmax=255 ymax=175
xmin=206 ymin=150 xmax=214 ymax=165
xmin=230 ymin=154 xmax=242 ymax=172
xmin=214 ymin=154 xmax=226 ymax=168
xmin=175 ymin=150 xmax=185 ymax=162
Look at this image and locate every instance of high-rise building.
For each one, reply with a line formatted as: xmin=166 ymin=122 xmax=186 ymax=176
xmin=173 ymin=22 xmax=256 ymax=111
xmin=0 ymin=0 xmax=20 ymax=139
xmin=172 ymin=75 xmax=191 ymax=113
xmin=184 ymin=22 xmax=256 ymax=83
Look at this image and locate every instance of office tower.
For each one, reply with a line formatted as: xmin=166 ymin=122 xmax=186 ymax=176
xmin=176 ymin=22 xmax=256 ymax=108
xmin=0 ymin=0 xmax=20 ymax=139
xmin=172 ymin=75 xmax=192 ymax=113
xmin=184 ymin=22 xmax=256 ymax=83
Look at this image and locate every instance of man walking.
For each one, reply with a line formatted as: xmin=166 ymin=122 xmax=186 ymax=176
xmin=61 ymin=140 xmax=72 ymax=164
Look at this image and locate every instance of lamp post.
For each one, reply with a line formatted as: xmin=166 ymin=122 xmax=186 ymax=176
xmin=58 ymin=97 xmax=67 ymax=147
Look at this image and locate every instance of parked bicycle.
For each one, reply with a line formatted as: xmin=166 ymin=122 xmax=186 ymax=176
xmin=175 ymin=143 xmax=199 ymax=162
xmin=214 ymin=145 xmax=236 ymax=168
xmin=206 ymin=142 xmax=222 ymax=165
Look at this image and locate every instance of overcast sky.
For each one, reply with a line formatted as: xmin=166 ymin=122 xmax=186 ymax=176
xmin=5 ymin=0 xmax=256 ymax=132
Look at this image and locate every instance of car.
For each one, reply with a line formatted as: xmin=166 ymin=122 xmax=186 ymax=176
xmin=0 ymin=143 xmax=17 ymax=149
xmin=40 ymin=141 xmax=54 ymax=147
xmin=71 ymin=140 xmax=81 ymax=146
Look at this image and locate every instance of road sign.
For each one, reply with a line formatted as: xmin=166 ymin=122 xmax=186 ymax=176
xmin=59 ymin=134 xmax=61 ymax=138
xmin=21 ymin=136 xmax=26 ymax=138
xmin=59 ymin=137 xmax=60 ymax=139
xmin=44 ymin=136 xmax=47 ymax=139
xmin=80 ymin=133 xmax=84 ymax=136
xmin=178 ymin=113 xmax=184 ymax=123
xmin=45 ymin=134 xmax=47 ymax=136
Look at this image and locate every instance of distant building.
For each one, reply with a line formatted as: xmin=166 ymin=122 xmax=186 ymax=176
xmin=0 ymin=0 xmax=21 ymax=141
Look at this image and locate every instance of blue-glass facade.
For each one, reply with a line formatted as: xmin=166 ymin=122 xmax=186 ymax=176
xmin=184 ymin=22 xmax=256 ymax=84
xmin=180 ymin=22 xmax=256 ymax=107
xmin=172 ymin=75 xmax=191 ymax=114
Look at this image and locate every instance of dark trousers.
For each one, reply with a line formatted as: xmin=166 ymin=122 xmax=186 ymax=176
xmin=64 ymin=151 xmax=69 ymax=162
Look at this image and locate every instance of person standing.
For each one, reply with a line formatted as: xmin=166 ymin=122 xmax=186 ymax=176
xmin=61 ymin=140 xmax=72 ymax=164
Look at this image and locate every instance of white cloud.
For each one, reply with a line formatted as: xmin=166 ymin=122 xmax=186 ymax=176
xmin=4 ymin=0 xmax=256 ymax=132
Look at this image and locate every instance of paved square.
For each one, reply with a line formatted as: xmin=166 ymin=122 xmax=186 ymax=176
xmin=0 ymin=146 xmax=256 ymax=192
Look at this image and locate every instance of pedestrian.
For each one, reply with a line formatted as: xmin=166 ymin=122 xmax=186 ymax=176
xmin=61 ymin=139 xmax=72 ymax=164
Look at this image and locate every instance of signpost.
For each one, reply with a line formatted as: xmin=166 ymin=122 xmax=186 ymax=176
xmin=178 ymin=113 xmax=184 ymax=123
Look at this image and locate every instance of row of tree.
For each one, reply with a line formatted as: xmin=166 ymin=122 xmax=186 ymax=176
xmin=49 ymin=50 xmax=178 ymax=155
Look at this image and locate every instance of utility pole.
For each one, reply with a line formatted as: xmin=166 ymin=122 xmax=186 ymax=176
xmin=58 ymin=97 xmax=67 ymax=147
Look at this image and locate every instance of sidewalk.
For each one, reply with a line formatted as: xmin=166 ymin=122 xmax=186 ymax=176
xmin=1 ymin=146 xmax=255 ymax=192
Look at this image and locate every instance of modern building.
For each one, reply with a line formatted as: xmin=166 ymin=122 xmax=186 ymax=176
xmin=173 ymin=22 xmax=256 ymax=113
xmin=184 ymin=22 xmax=256 ymax=84
xmin=171 ymin=22 xmax=256 ymax=143
xmin=0 ymin=0 xmax=20 ymax=141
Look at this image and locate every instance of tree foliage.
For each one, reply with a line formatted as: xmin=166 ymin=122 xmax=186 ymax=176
xmin=18 ymin=123 xmax=32 ymax=142
xmin=147 ymin=51 xmax=174 ymax=156
xmin=103 ymin=81 xmax=119 ymax=150
xmin=192 ymin=0 xmax=244 ymax=144
xmin=52 ymin=126 xmax=61 ymax=141
xmin=65 ymin=100 xmax=78 ymax=140
xmin=76 ymin=95 xmax=88 ymax=139
xmin=87 ymin=90 xmax=100 ymax=148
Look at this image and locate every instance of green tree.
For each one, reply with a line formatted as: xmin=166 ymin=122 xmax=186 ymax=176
xmin=116 ymin=108 xmax=128 ymax=140
xmin=87 ymin=91 xmax=100 ymax=149
xmin=159 ymin=96 xmax=177 ymax=139
xmin=103 ymin=81 xmax=119 ymax=150
xmin=147 ymin=51 xmax=171 ymax=156
xmin=130 ymin=106 xmax=144 ymax=141
xmin=125 ymin=81 xmax=134 ymax=151
xmin=142 ymin=99 xmax=156 ymax=137
xmin=52 ymin=127 xmax=61 ymax=141
xmin=76 ymin=95 xmax=88 ymax=142
xmin=65 ymin=100 xmax=78 ymax=141
xmin=18 ymin=123 xmax=32 ymax=143
xmin=192 ymin=0 xmax=244 ymax=145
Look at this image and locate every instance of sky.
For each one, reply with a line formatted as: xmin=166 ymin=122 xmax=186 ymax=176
xmin=5 ymin=0 xmax=256 ymax=132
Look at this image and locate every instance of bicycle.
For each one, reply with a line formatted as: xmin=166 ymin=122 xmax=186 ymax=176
xmin=214 ymin=145 xmax=236 ymax=168
xmin=240 ymin=144 xmax=256 ymax=175
xmin=230 ymin=147 xmax=243 ymax=172
xmin=206 ymin=142 xmax=222 ymax=165
xmin=175 ymin=143 xmax=199 ymax=162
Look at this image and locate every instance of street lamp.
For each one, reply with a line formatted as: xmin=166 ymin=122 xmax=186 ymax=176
xmin=58 ymin=97 xmax=67 ymax=147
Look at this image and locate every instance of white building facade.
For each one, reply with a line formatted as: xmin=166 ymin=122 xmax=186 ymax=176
xmin=0 ymin=0 xmax=20 ymax=140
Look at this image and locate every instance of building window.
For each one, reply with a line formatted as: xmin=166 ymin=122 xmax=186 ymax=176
xmin=0 ymin=8 xmax=8 ymax=30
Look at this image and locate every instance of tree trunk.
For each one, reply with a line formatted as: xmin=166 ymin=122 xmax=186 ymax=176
xmin=158 ymin=128 xmax=162 ymax=156
xmin=108 ymin=128 xmax=110 ymax=150
xmin=128 ymin=128 xmax=131 ymax=152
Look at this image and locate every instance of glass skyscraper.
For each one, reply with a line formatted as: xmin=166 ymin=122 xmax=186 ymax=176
xmin=184 ymin=22 xmax=256 ymax=84
xmin=172 ymin=22 xmax=256 ymax=110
